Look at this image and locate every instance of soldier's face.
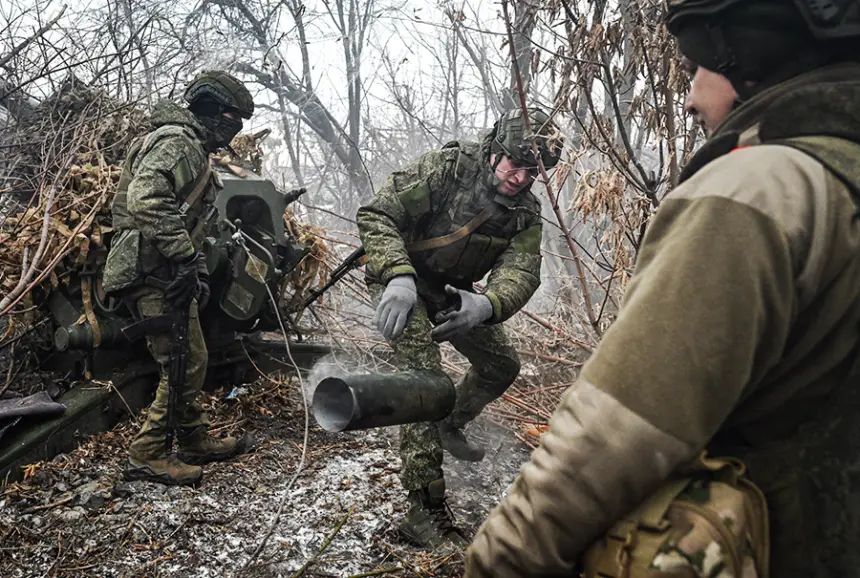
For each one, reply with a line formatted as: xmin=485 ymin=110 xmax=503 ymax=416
xmin=682 ymin=56 xmax=738 ymax=135
xmin=492 ymin=154 xmax=536 ymax=196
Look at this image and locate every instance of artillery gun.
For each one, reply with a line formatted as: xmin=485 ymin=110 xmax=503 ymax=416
xmin=44 ymin=167 xmax=330 ymax=384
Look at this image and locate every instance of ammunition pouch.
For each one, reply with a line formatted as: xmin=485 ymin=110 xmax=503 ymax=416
xmin=582 ymin=453 xmax=770 ymax=578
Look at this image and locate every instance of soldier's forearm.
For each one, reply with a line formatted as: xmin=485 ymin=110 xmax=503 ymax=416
xmin=357 ymin=208 xmax=416 ymax=282
xmin=484 ymin=267 xmax=540 ymax=323
xmin=466 ymin=380 xmax=693 ymax=578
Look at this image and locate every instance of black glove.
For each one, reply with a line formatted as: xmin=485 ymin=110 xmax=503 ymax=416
xmin=197 ymin=272 xmax=211 ymax=310
xmin=165 ymin=251 xmax=199 ymax=309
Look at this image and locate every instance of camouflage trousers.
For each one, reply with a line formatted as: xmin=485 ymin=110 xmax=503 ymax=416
xmin=370 ymin=282 xmax=521 ymax=491
xmin=124 ymin=287 xmax=210 ymax=459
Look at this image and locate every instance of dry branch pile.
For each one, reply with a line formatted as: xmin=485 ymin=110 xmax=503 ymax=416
xmin=0 ymin=78 xmax=329 ymax=349
xmin=0 ymin=77 xmax=145 ymax=340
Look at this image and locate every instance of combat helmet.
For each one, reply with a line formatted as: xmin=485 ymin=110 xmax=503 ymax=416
xmin=665 ymin=0 xmax=860 ymax=98
xmin=491 ymin=108 xmax=563 ymax=169
xmin=184 ymin=70 xmax=254 ymax=120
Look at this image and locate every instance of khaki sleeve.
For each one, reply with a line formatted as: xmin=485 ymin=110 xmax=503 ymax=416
xmin=356 ymin=150 xmax=454 ymax=283
xmin=465 ymin=146 xmax=817 ymax=577
xmin=127 ymin=137 xmax=202 ymax=261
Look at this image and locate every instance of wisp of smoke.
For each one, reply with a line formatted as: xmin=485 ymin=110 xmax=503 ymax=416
xmin=304 ymin=352 xmax=364 ymax=400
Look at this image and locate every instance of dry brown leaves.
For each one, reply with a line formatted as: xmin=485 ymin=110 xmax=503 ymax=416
xmin=0 ymin=160 xmax=118 ymax=296
xmin=212 ymin=128 xmax=272 ymax=176
xmin=0 ymin=82 xmax=327 ymax=345
xmin=282 ymin=208 xmax=332 ymax=311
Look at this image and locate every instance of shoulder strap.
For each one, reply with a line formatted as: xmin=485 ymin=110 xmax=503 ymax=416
xmin=407 ymin=206 xmax=496 ymax=252
xmin=178 ymin=163 xmax=212 ymax=215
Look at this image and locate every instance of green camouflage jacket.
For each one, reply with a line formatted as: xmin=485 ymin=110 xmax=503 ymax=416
xmin=102 ymin=101 xmax=216 ymax=294
xmin=356 ymin=138 xmax=542 ymax=324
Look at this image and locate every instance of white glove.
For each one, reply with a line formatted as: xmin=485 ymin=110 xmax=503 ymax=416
xmin=374 ymin=275 xmax=417 ymax=341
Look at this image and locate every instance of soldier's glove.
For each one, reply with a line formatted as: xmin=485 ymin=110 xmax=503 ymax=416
xmin=430 ymin=284 xmax=493 ymax=342
xmin=197 ymin=272 xmax=211 ymax=311
xmin=374 ymin=275 xmax=417 ymax=341
xmin=166 ymin=251 xmax=199 ymax=309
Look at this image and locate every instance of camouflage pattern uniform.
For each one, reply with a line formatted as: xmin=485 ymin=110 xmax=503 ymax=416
xmin=358 ymin=136 xmax=543 ymax=492
xmin=103 ymin=87 xmax=247 ymax=484
xmin=103 ymin=101 xmax=221 ymax=479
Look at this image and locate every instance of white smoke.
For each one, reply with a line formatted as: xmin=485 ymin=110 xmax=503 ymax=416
xmin=304 ymin=352 xmax=363 ymax=400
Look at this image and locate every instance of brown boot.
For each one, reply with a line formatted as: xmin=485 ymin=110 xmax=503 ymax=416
xmin=177 ymin=428 xmax=238 ymax=465
xmin=123 ymin=454 xmax=203 ymax=486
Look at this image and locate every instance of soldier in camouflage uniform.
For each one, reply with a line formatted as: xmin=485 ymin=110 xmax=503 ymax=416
xmin=102 ymin=71 xmax=254 ymax=486
xmin=357 ymin=108 xmax=563 ymax=548
xmin=465 ymin=0 xmax=860 ymax=576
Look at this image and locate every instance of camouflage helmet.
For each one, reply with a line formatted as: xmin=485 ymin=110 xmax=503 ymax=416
xmin=492 ymin=108 xmax=563 ymax=169
xmin=184 ymin=70 xmax=254 ymax=120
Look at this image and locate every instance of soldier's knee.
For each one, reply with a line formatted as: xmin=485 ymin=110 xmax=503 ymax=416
xmin=188 ymin=336 xmax=208 ymax=375
xmin=480 ymin=350 xmax=520 ymax=394
xmin=497 ymin=351 xmax=521 ymax=385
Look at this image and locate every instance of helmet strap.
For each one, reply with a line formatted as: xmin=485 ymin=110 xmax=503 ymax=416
xmin=486 ymin=152 xmax=505 ymax=192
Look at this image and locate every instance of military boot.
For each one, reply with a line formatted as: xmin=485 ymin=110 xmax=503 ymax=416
xmin=398 ymin=479 xmax=469 ymax=550
xmin=438 ymin=420 xmax=485 ymax=462
xmin=123 ymin=453 xmax=203 ymax=486
xmin=177 ymin=428 xmax=238 ymax=465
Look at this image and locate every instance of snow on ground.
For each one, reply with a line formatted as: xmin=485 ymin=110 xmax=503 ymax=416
xmin=0 ymin=377 xmax=531 ymax=577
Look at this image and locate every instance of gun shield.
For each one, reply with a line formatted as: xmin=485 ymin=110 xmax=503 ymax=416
xmin=312 ymin=370 xmax=455 ymax=432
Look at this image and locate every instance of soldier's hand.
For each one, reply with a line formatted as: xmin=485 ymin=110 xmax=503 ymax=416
xmin=374 ymin=275 xmax=417 ymax=341
xmin=431 ymin=285 xmax=493 ymax=342
xmin=166 ymin=251 xmax=199 ymax=309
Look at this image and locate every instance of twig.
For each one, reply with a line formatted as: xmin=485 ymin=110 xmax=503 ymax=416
xmin=0 ymin=6 xmax=68 ymax=71
xmin=502 ymin=392 xmax=553 ymax=420
xmin=500 ymin=0 xmax=602 ymax=340
xmin=0 ymin=342 xmax=15 ymax=397
xmin=22 ymin=495 xmax=75 ymax=514
xmin=0 ymin=177 xmax=57 ymax=313
xmin=291 ymin=507 xmax=355 ymax=578
xmin=516 ymin=349 xmax=582 ymax=367
xmin=514 ymin=432 xmax=539 ymax=450
xmin=346 ymin=568 xmax=403 ymax=577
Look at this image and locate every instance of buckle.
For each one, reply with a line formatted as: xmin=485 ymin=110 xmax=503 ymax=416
xmin=594 ymin=519 xmax=637 ymax=577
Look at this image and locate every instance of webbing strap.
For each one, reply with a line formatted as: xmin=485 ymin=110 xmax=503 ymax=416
xmin=407 ymin=206 xmax=495 ymax=252
xmin=178 ymin=163 xmax=212 ymax=216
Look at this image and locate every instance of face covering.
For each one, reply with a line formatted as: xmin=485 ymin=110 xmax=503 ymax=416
xmin=197 ymin=114 xmax=243 ymax=151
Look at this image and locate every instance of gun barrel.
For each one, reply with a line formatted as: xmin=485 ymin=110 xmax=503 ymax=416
xmin=283 ymin=187 xmax=308 ymax=205
xmin=300 ymin=246 xmax=366 ymax=310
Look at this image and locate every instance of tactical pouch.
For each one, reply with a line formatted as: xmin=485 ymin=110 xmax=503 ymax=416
xmin=582 ymin=453 xmax=770 ymax=578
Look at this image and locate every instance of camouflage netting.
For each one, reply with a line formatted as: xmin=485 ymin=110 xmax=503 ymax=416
xmin=0 ymin=76 xmax=329 ymax=349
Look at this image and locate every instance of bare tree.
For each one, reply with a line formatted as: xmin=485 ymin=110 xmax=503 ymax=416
xmin=191 ymin=0 xmax=374 ymax=200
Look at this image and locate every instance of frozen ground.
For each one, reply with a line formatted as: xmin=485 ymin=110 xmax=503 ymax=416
xmin=0 ymin=375 xmax=531 ymax=577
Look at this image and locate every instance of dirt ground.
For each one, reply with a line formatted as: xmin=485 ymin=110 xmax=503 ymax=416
xmin=0 ymin=372 xmax=532 ymax=578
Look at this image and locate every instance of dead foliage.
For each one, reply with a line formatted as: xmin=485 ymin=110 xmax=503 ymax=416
xmin=0 ymin=79 xmax=330 ymax=352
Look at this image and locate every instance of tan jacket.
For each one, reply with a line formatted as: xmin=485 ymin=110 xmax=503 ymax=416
xmin=465 ymin=65 xmax=860 ymax=577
